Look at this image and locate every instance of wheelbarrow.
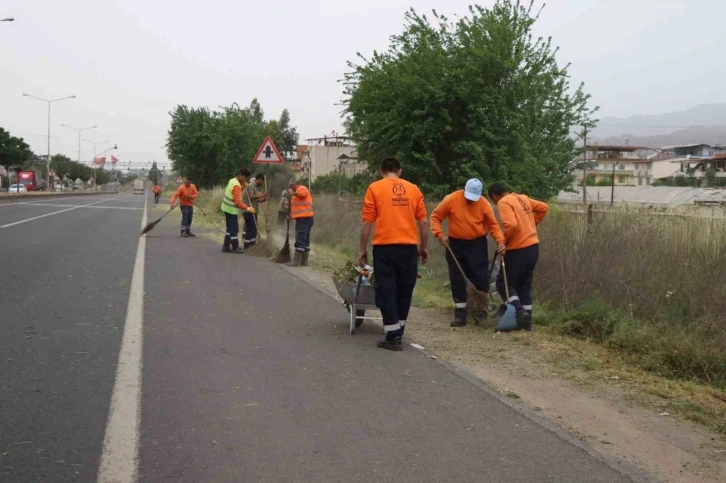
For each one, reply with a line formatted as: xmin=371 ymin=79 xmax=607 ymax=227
xmin=333 ymin=267 xmax=382 ymax=335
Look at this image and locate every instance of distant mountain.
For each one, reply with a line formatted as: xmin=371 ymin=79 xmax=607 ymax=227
xmin=599 ymin=126 xmax=726 ymax=148
xmin=591 ymin=104 xmax=726 ymax=148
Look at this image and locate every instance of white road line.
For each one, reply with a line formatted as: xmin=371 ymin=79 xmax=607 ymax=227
xmin=19 ymin=202 xmax=143 ymax=211
xmin=0 ymin=195 xmax=108 ymax=207
xmin=0 ymin=198 xmax=116 ymax=229
xmin=97 ymin=193 xmax=147 ymax=483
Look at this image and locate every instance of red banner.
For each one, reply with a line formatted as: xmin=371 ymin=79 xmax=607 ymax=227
xmin=94 ymin=156 xmax=106 ymax=165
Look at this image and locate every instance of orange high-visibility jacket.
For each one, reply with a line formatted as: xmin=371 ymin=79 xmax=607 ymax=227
xmin=362 ymin=177 xmax=427 ymax=246
xmin=290 ymin=186 xmax=314 ymax=219
xmin=496 ymin=193 xmax=548 ymax=250
xmin=430 ymin=190 xmax=505 ymax=244
xmin=170 ymin=184 xmax=199 ymax=207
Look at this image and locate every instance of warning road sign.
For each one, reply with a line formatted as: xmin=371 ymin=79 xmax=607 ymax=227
xmin=252 ymin=136 xmax=284 ymax=165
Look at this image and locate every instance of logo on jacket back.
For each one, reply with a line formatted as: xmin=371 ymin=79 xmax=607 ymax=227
xmin=391 ymin=182 xmax=409 ymax=206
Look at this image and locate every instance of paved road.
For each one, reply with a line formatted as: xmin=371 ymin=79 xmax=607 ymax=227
xmin=1 ymin=191 xmax=646 ymax=482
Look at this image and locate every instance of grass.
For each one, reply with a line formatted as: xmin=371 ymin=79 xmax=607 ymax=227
xmin=308 ymin=194 xmax=726 ymax=390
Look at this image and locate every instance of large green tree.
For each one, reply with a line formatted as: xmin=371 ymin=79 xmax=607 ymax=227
xmin=167 ymin=100 xmax=299 ymax=188
xmin=148 ymin=161 xmax=160 ymax=183
xmin=343 ymin=0 xmax=597 ymax=199
xmin=49 ymin=154 xmax=73 ymax=182
xmin=0 ymin=127 xmax=35 ymax=182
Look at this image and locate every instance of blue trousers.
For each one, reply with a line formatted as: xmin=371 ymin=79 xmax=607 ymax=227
xmin=373 ymin=244 xmax=419 ymax=340
xmin=223 ymin=213 xmax=240 ymax=250
xmin=496 ymin=244 xmax=539 ymax=314
xmin=294 ymin=217 xmax=314 ymax=252
xmin=180 ymin=205 xmax=193 ymax=234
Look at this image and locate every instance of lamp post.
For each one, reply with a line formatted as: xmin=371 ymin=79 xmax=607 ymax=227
xmin=83 ymin=139 xmax=110 ymax=191
xmin=62 ymin=124 xmax=97 ymax=164
xmin=91 ymin=144 xmax=117 ymax=191
xmin=22 ymin=93 xmax=76 ymax=190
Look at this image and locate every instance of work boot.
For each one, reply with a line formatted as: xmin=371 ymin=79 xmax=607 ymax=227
xmin=515 ymin=310 xmax=532 ymax=332
xmin=300 ymin=251 xmax=310 ymax=267
xmin=450 ymin=307 xmax=467 ymax=327
xmin=233 ymin=247 xmax=244 ymax=254
xmin=186 ymin=231 xmax=196 ymax=237
xmin=222 ymin=248 xmax=232 ymax=253
xmin=287 ymin=252 xmax=302 ymax=267
xmin=181 ymin=232 xmax=188 ymax=238
xmin=377 ymin=337 xmax=403 ymax=351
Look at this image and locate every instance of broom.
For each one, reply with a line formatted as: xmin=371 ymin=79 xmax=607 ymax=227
xmin=140 ymin=203 xmax=179 ymax=236
xmin=243 ymin=189 xmax=272 ymax=256
xmin=274 ymin=194 xmax=292 ymax=263
xmin=445 ymin=244 xmax=490 ymax=320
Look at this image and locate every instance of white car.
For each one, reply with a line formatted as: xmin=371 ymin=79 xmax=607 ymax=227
xmin=8 ymin=184 xmax=27 ymax=192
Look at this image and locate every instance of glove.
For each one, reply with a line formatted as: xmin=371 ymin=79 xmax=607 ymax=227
xmin=247 ymin=207 xmax=256 ymax=214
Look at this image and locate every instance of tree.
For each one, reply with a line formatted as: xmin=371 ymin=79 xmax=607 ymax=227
xmin=167 ymin=101 xmax=299 ymax=188
xmin=0 ymin=127 xmax=34 ymax=185
xmin=49 ymin=154 xmax=73 ymax=182
xmin=148 ymin=161 xmax=160 ymax=183
xmin=278 ymin=109 xmax=299 ymax=159
xmin=343 ymin=1 xmax=597 ymax=199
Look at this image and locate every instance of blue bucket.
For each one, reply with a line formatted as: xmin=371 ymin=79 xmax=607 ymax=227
xmin=495 ymin=303 xmax=518 ymax=332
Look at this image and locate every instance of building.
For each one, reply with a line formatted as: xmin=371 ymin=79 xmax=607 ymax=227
xmin=576 ymin=145 xmax=649 ymax=186
xmin=669 ymin=154 xmax=726 ymax=186
xmin=661 ymin=143 xmax=726 ymax=159
xmin=302 ymin=134 xmax=368 ymax=180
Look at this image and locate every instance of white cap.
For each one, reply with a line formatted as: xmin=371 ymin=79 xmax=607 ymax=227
xmin=464 ymin=178 xmax=483 ymax=201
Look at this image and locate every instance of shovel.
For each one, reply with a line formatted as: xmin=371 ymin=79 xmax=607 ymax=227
xmin=494 ymin=255 xmax=518 ymax=332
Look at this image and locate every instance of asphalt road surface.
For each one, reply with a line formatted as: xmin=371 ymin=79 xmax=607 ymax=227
xmin=1 ymin=191 xmax=647 ymax=483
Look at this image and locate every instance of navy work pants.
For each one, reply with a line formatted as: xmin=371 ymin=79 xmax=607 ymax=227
xmin=294 ymin=217 xmax=314 ymax=252
xmin=446 ymin=236 xmax=490 ymax=318
xmin=496 ymin=244 xmax=539 ymax=314
xmin=223 ymin=213 xmax=240 ymax=251
xmin=373 ymin=244 xmax=419 ymax=341
xmin=243 ymin=212 xmax=258 ymax=248
xmin=180 ymin=205 xmax=193 ymax=234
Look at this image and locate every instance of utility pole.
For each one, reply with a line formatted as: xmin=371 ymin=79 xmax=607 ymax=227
xmin=582 ymin=126 xmax=588 ymax=205
xmin=611 ymin=161 xmax=616 ymax=207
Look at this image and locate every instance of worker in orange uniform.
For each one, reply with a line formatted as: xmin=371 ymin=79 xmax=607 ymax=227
xmin=287 ymin=178 xmax=314 ymax=267
xmin=170 ymin=177 xmax=199 ymax=238
xmin=431 ymin=179 xmax=506 ymax=327
xmin=221 ymin=168 xmax=255 ymax=254
xmin=487 ymin=183 xmax=549 ymax=331
xmin=358 ymin=156 xmax=429 ymax=351
xmin=152 ymin=183 xmax=162 ymax=205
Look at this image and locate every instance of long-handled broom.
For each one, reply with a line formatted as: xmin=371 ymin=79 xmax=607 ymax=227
xmin=243 ymin=190 xmax=273 ymax=256
xmin=445 ymin=244 xmax=491 ymax=322
xmin=274 ymin=195 xmax=292 ymax=263
xmin=140 ymin=203 xmax=179 ymax=236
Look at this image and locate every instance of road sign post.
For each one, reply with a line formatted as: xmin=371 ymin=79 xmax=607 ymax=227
xmin=253 ymin=137 xmax=284 ymax=237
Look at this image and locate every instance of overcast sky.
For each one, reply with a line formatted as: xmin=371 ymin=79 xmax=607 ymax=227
xmin=1 ymin=0 xmax=724 ymax=168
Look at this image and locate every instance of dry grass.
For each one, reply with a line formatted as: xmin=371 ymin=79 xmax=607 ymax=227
xmin=309 ymin=194 xmax=726 ymax=390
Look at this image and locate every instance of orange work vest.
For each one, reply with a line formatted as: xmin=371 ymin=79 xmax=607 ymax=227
xmin=291 ymin=186 xmax=314 ymax=219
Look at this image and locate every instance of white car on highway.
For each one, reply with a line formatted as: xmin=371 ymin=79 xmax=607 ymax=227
xmin=8 ymin=184 xmax=27 ymax=193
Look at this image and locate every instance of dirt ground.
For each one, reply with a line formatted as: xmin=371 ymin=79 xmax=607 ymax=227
xmin=292 ymin=265 xmax=726 ymax=483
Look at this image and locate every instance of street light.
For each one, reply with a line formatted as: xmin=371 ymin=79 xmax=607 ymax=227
xmin=83 ymin=139 xmax=110 ymax=191
xmin=62 ymin=124 xmax=97 ymax=163
xmin=90 ymin=144 xmax=117 ymax=191
xmin=22 ymin=93 xmax=76 ymax=190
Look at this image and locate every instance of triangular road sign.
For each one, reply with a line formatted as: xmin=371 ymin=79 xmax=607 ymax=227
xmin=253 ymin=136 xmax=284 ymax=164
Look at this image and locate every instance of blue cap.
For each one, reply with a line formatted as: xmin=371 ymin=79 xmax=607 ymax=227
xmin=464 ymin=178 xmax=483 ymax=201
